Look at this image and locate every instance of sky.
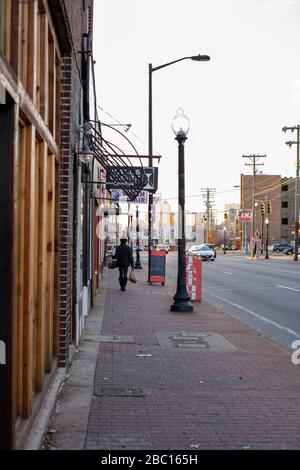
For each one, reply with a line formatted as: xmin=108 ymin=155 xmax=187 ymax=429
xmin=93 ymin=0 xmax=300 ymax=221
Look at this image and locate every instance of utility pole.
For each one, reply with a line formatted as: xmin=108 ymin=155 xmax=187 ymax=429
xmin=243 ymin=154 xmax=266 ymax=257
xmin=282 ymin=125 xmax=300 ymax=261
xmin=201 ymin=188 xmax=216 ymax=243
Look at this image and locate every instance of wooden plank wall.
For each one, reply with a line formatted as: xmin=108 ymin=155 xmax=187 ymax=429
xmin=0 ymin=0 xmax=62 ymax=443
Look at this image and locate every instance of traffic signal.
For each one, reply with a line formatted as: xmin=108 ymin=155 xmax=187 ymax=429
xmin=260 ymin=202 xmax=265 ymax=215
xmin=266 ymin=201 xmax=272 ymax=214
xmin=224 ymin=212 xmax=228 ymax=221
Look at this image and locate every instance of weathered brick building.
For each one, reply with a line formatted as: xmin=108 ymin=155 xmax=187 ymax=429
xmin=240 ymin=173 xmax=296 ymax=248
xmin=0 ymin=0 xmax=97 ymax=450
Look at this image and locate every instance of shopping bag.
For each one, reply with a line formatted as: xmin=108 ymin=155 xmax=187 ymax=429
xmin=129 ymin=269 xmax=137 ymax=283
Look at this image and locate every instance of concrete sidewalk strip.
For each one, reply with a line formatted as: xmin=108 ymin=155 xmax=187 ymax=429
xmin=41 ymin=274 xmax=108 ymax=450
xmin=43 ymin=265 xmax=300 ymax=450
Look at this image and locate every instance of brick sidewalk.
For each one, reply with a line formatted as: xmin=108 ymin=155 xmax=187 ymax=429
xmin=84 ymin=264 xmax=300 ymax=450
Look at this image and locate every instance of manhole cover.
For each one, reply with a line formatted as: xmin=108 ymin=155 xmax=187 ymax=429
xmin=94 ymin=386 xmax=146 ymax=397
xmin=154 ymin=331 xmax=237 ymax=352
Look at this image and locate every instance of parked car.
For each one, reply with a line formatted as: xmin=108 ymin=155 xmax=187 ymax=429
xmin=188 ymin=244 xmax=215 ymax=261
xmin=272 ymin=243 xmax=292 ymax=253
xmin=283 ymin=246 xmax=300 ymax=255
xmin=204 ymin=243 xmax=217 ymax=258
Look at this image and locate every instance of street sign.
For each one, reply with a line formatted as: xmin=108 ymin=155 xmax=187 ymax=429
xmin=106 ymin=166 xmax=158 ymax=193
xmin=110 ymin=189 xmax=149 ymax=204
xmin=237 ymin=210 xmax=253 ymax=222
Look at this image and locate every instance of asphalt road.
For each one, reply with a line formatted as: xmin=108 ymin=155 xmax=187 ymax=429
xmin=164 ymin=252 xmax=300 ymax=351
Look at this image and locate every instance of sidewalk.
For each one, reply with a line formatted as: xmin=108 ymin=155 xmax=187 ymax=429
xmin=43 ymin=262 xmax=300 ymax=450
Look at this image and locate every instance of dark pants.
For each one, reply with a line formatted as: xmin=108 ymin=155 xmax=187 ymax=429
xmin=119 ymin=266 xmax=129 ymax=289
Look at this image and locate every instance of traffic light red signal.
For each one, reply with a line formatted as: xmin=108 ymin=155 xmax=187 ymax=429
xmin=224 ymin=212 xmax=228 ymax=221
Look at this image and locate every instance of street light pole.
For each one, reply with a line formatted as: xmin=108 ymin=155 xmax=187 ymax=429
xmin=170 ymin=109 xmax=193 ymax=313
xmin=265 ymin=217 xmax=270 ymax=259
xmin=148 ymin=64 xmax=153 ymax=282
xmin=148 ymin=53 xmax=210 ymax=282
xmin=223 ymin=227 xmax=226 ymax=254
xmin=282 ymin=125 xmax=300 ymax=261
xmin=135 ymin=205 xmax=142 ymax=269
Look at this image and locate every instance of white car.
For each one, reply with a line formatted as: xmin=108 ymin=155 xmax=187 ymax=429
xmin=188 ymin=244 xmax=215 ymax=261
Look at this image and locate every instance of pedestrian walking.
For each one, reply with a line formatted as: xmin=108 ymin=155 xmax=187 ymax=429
xmin=113 ymin=237 xmax=134 ymax=291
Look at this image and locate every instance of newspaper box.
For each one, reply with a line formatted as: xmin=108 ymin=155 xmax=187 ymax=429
xmin=186 ymin=255 xmax=202 ymax=302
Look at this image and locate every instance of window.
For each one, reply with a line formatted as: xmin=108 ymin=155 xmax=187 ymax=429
xmin=282 ymin=218 xmax=288 ymax=225
xmin=282 ymin=201 xmax=288 ymax=208
xmin=282 ymin=185 xmax=288 ymax=191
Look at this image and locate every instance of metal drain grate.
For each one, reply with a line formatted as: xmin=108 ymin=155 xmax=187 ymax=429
xmin=154 ymin=331 xmax=237 ymax=352
xmin=171 ymin=333 xmax=209 ymax=349
xmin=94 ymin=386 xmax=146 ymax=397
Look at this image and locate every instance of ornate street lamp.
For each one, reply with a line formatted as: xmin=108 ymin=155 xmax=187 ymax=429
xmin=148 ymin=53 xmax=210 ymax=282
xmin=77 ymin=144 xmax=94 ymax=164
xmin=170 ymin=109 xmax=193 ymax=313
xmin=265 ymin=217 xmax=270 ymax=259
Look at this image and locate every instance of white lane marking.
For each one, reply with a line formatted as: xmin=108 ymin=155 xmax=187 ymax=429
xmin=209 ymin=294 xmax=300 ymax=338
xmin=204 ymin=286 xmax=277 ymax=292
xmin=276 ymin=284 xmax=300 ymax=292
xmin=223 ymin=271 xmax=233 ymax=275
xmin=224 ymin=260 xmax=300 ymax=276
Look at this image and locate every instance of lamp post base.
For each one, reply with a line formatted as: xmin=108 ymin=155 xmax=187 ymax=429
xmin=170 ymin=299 xmax=193 ymax=312
xmin=134 ymin=262 xmax=142 ymax=269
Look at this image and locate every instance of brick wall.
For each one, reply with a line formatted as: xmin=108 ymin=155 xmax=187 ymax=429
xmin=58 ymin=0 xmax=94 ymax=366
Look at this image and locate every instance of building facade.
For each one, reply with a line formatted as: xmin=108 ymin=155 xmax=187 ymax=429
xmin=0 ymin=0 xmax=97 ymax=450
xmin=281 ymin=177 xmax=296 ymax=242
xmin=224 ymin=203 xmax=240 ymax=249
xmin=240 ymin=174 xmax=282 ymax=247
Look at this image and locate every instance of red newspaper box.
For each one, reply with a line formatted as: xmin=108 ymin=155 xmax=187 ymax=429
xmin=186 ymin=255 xmax=202 ymax=302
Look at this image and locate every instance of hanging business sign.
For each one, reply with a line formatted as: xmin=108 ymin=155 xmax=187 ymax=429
xmin=237 ymin=210 xmax=253 ymax=222
xmin=106 ymin=166 xmax=158 ymax=193
xmin=110 ymin=189 xmax=149 ymax=204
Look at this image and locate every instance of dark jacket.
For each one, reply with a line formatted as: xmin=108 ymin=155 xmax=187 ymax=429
xmin=114 ymin=243 xmax=134 ymax=268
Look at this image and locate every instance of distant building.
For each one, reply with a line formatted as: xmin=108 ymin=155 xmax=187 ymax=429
xmin=240 ymin=173 xmax=296 ymax=246
xmin=224 ymin=203 xmax=240 ymax=249
xmin=241 ymin=174 xmax=282 ymax=245
xmin=281 ymin=177 xmax=296 ymax=241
